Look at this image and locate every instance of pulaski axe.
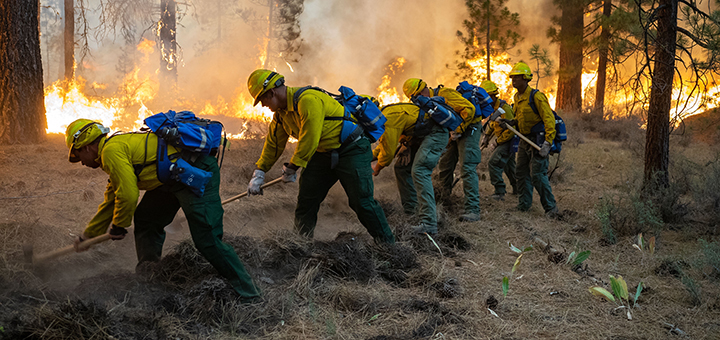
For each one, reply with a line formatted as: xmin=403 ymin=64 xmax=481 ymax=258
xmin=24 ymin=177 xmax=285 ymax=266
xmin=484 ymin=107 xmax=542 ymax=152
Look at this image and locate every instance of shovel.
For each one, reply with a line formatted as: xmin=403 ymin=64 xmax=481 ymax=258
xmin=24 ymin=176 xmax=284 ymax=266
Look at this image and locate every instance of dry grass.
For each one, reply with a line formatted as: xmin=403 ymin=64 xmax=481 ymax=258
xmin=0 ymin=131 xmax=719 ymax=339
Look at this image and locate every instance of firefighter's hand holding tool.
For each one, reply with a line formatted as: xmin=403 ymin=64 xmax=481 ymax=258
xmin=396 ymin=144 xmax=411 ymax=166
xmin=282 ymin=163 xmax=298 ymax=183
xmin=539 ymin=141 xmax=552 ymax=158
xmin=73 ymin=225 xmax=125 ymax=252
xmin=248 ymin=169 xmax=265 ymax=195
xmin=498 ymin=118 xmax=517 ymax=130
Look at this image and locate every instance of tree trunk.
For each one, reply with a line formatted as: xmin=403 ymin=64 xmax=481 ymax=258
xmin=594 ymin=0 xmax=611 ymax=117
xmin=0 ymin=0 xmax=46 ymax=144
xmin=644 ymin=0 xmax=677 ymax=189
xmin=556 ymin=0 xmax=584 ymax=113
xmin=64 ymin=0 xmax=74 ymax=81
xmin=263 ymin=0 xmax=274 ymax=69
xmin=160 ymin=0 xmax=177 ymax=92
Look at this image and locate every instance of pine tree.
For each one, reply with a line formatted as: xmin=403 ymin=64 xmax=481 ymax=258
xmin=455 ymin=0 xmax=521 ymax=82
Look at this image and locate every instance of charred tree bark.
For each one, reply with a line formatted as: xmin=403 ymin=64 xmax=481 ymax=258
xmin=594 ymin=0 xmax=611 ymax=116
xmin=556 ymin=0 xmax=584 ymax=113
xmin=64 ymin=0 xmax=74 ymax=81
xmin=0 ymin=0 xmax=46 ymax=144
xmin=644 ymin=0 xmax=677 ymax=189
xmin=160 ymin=0 xmax=177 ymax=92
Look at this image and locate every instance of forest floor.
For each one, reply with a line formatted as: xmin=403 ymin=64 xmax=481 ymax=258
xmin=0 ymin=125 xmax=719 ymax=339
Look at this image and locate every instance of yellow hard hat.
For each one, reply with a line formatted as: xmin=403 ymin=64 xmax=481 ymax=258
xmin=509 ymin=62 xmax=532 ymax=80
xmin=65 ymin=119 xmax=109 ymax=162
xmin=247 ymin=69 xmax=285 ymax=106
xmin=403 ymin=78 xmax=427 ymax=98
xmin=480 ymin=80 xmax=499 ymax=95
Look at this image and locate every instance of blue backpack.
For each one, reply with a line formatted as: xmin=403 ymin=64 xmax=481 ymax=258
xmin=527 ymin=89 xmax=567 ymax=154
xmin=143 ymin=110 xmax=226 ymax=197
xmin=293 ymin=86 xmax=386 ymax=144
xmin=456 ymin=81 xmax=494 ymax=118
xmin=412 ymin=95 xmax=463 ymax=131
xmin=380 ymin=103 xmax=440 ymax=139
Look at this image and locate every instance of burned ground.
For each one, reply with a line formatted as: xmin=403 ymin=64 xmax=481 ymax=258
xmin=1 ymin=134 xmax=719 ymax=339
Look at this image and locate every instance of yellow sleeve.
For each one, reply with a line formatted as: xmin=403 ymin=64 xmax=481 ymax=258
xmin=496 ymin=103 xmax=516 ymax=144
xmin=101 ymin=142 xmax=141 ymax=230
xmin=439 ymin=88 xmax=476 ymax=133
xmin=84 ymin=181 xmax=115 ymax=237
xmin=256 ymin=118 xmax=290 ymax=172
xmin=291 ymin=95 xmax=326 ymax=168
xmin=534 ymin=92 xmax=556 ymax=142
xmin=375 ymin=126 xmax=403 ymax=167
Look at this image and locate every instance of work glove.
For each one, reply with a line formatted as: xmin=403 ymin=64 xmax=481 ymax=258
xmin=281 ymin=163 xmax=297 ymax=183
xmin=498 ymin=119 xmax=517 ymax=130
xmin=396 ymin=144 xmax=411 ymax=166
xmin=487 ymin=139 xmax=498 ymax=154
xmin=450 ymin=131 xmax=462 ymax=141
xmin=248 ymin=169 xmax=265 ymax=195
xmin=372 ymin=162 xmax=384 ymax=176
xmin=109 ymin=224 xmax=127 ymax=240
xmin=539 ymin=141 xmax=552 ymax=158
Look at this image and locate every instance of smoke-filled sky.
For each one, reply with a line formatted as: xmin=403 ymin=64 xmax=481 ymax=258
xmin=40 ymin=0 xmax=561 ymax=116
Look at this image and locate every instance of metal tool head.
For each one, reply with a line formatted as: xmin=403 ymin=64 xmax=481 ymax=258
xmin=488 ymin=107 xmax=505 ymax=122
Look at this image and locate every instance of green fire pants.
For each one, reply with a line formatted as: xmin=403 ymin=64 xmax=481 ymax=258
xmin=134 ymin=155 xmax=261 ymax=299
xmin=437 ymin=122 xmax=483 ymax=215
xmin=393 ymin=125 xmax=447 ymax=227
xmin=515 ymin=139 xmax=557 ymax=212
xmin=295 ymin=138 xmax=395 ymax=243
xmin=488 ymin=141 xmax=517 ymax=195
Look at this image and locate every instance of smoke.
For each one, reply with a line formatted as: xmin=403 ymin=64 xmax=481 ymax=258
xmin=292 ymin=0 xmax=467 ymax=94
xmin=40 ymin=0 xmax=564 ymax=118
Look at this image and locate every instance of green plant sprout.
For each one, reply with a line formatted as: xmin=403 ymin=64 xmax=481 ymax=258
xmin=589 ymin=275 xmax=643 ymax=320
xmin=503 ymin=242 xmax=533 ymax=297
xmin=632 ymin=233 xmax=656 ymax=255
xmin=566 ymin=250 xmax=591 ymax=267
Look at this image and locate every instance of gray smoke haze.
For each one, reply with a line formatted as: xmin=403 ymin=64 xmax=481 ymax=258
xmin=40 ymin=0 xmax=562 ymax=121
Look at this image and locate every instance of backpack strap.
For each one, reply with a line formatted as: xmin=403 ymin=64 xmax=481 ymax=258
xmin=107 ymin=131 xmax=151 ymax=182
xmin=292 ymin=85 xmax=361 ymax=169
xmin=528 ymin=89 xmax=540 ymax=117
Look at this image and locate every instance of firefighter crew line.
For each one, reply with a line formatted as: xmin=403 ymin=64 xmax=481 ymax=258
xmin=65 ymin=61 xmax=561 ymax=302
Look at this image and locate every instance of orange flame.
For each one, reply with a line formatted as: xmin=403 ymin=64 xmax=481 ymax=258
xmin=376 ymin=57 xmax=406 ymax=106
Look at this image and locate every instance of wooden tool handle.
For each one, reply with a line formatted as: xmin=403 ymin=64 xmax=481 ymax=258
xmin=505 ymin=125 xmax=542 ymax=151
xmin=33 ymin=233 xmax=113 ymax=264
xmin=221 ymin=177 xmax=284 ymax=205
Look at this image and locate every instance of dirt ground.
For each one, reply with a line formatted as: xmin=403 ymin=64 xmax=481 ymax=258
xmin=0 ymin=129 xmax=719 ymax=339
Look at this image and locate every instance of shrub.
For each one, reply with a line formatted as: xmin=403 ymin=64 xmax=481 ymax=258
xmin=692 ymin=156 xmax=720 ymax=218
xmin=596 ymin=192 xmax=663 ymax=244
xmin=698 ymin=239 xmax=720 ymax=281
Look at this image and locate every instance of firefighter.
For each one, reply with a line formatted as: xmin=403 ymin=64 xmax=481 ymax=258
xmin=371 ymin=103 xmax=448 ymax=235
xmin=480 ymin=80 xmax=517 ymax=201
xmin=503 ymin=62 xmax=559 ymax=216
xmin=65 ymin=119 xmax=261 ymax=302
xmin=403 ymin=78 xmax=481 ymax=222
xmin=246 ymin=69 xmax=395 ymax=243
